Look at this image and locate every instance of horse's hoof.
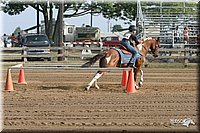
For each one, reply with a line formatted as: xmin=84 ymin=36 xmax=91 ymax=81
xmin=95 ymin=87 xmax=100 ymax=90
xmin=139 ymin=82 xmax=143 ymax=87
xmin=85 ymin=86 xmax=90 ymax=91
xmin=135 ymin=85 xmax=139 ymax=90
xmin=95 ymin=85 xmax=100 ymax=90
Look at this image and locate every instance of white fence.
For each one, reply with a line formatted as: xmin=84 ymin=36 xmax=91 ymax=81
xmin=1 ymin=45 xmax=199 ymax=66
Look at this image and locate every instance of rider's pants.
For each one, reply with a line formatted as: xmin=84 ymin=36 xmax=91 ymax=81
xmin=120 ymin=40 xmax=139 ymax=64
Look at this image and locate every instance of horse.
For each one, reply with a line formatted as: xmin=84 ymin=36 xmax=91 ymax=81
xmin=81 ymin=37 xmax=160 ymax=91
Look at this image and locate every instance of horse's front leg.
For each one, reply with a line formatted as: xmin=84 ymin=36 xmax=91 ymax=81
xmin=139 ymin=69 xmax=144 ymax=87
xmin=134 ymin=68 xmax=139 ymax=89
xmin=85 ymin=71 xmax=103 ymax=91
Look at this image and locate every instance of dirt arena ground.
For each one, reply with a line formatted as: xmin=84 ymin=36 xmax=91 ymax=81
xmin=2 ymin=64 xmax=199 ymax=132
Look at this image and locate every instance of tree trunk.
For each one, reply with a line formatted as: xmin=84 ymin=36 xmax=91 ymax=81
xmin=42 ymin=5 xmax=54 ymax=41
xmin=48 ymin=3 xmax=53 ymax=42
xmin=42 ymin=9 xmax=49 ymax=36
xmin=52 ymin=8 xmax=61 ymax=46
xmin=57 ymin=2 xmax=64 ymax=61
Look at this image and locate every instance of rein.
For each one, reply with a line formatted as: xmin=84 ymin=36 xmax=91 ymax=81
xmin=141 ymin=41 xmax=151 ymax=55
xmin=142 ymin=44 xmax=148 ymax=52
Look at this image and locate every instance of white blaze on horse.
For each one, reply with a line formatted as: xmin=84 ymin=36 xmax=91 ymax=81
xmin=82 ymin=37 xmax=160 ymax=91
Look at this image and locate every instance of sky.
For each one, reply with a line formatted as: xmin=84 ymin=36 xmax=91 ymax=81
xmin=1 ymin=0 xmax=199 ymax=35
xmin=0 ymin=6 xmax=133 ymax=35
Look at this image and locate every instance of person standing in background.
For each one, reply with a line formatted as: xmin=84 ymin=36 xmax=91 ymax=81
xmin=10 ymin=33 xmax=16 ymax=47
xmin=2 ymin=34 xmax=8 ymax=47
xmin=183 ymin=26 xmax=190 ymax=44
xmin=17 ymin=32 xmax=23 ymax=47
xmin=174 ymin=26 xmax=181 ymax=43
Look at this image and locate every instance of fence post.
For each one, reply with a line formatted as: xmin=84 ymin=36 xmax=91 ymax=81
xmin=65 ymin=46 xmax=68 ymax=62
xmin=184 ymin=48 xmax=189 ymax=67
xmin=172 ymin=30 xmax=175 ymax=48
xmin=23 ymin=47 xmax=27 ymax=62
xmin=63 ymin=46 xmax=66 ymax=61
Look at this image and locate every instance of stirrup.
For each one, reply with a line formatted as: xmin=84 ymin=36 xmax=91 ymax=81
xmin=128 ymin=63 xmax=137 ymax=68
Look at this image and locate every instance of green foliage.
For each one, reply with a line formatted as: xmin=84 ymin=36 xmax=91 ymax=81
xmin=1 ymin=1 xmax=137 ymax=39
xmin=98 ymin=2 xmax=137 ymax=22
xmin=2 ymin=3 xmax=28 ymax=15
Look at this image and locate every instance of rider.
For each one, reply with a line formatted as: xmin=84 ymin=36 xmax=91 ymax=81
xmin=120 ymin=25 xmax=144 ymax=67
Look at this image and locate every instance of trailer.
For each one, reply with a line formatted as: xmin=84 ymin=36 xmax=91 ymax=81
xmin=64 ymin=25 xmax=101 ymax=47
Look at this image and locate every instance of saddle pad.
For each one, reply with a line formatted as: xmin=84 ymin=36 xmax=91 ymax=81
xmin=114 ymin=48 xmax=132 ymax=64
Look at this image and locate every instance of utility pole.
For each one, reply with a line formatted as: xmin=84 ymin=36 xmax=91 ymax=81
xmin=107 ymin=19 xmax=110 ymax=32
xmin=90 ymin=9 xmax=93 ymax=27
xmin=87 ymin=0 xmax=92 ymax=27
xmin=58 ymin=1 xmax=64 ymax=61
xmin=37 ymin=4 xmax=39 ymax=34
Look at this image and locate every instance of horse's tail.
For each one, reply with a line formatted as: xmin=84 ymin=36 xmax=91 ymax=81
xmin=81 ymin=52 xmax=106 ymax=67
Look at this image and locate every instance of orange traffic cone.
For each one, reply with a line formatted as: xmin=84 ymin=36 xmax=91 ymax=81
xmin=121 ymin=70 xmax=128 ymax=87
xmin=18 ymin=67 xmax=27 ymax=84
xmin=126 ymin=68 xmax=137 ymax=93
xmin=5 ymin=69 xmax=14 ymax=92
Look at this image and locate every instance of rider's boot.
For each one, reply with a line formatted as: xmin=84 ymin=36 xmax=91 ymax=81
xmin=128 ymin=63 xmax=136 ymax=68
xmin=129 ymin=55 xmax=137 ymax=68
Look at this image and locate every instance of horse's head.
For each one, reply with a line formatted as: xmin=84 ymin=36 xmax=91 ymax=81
xmin=149 ymin=37 xmax=160 ymax=57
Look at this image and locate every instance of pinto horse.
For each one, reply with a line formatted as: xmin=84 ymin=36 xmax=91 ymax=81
xmin=82 ymin=37 xmax=160 ymax=91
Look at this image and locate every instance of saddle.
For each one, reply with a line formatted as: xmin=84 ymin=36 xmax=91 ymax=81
xmin=118 ymin=45 xmax=140 ymax=54
xmin=118 ymin=45 xmax=131 ymax=54
xmin=114 ymin=44 xmax=142 ymax=65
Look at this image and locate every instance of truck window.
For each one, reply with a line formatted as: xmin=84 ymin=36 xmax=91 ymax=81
xmin=105 ymin=37 xmax=112 ymax=41
xmin=112 ymin=37 xmax=119 ymax=41
xmin=68 ymin=27 xmax=73 ymax=34
xmin=104 ymin=37 xmax=119 ymax=41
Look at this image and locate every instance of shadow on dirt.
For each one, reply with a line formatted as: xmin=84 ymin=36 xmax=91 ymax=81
xmin=38 ymin=84 xmax=126 ymax=93
xmin=40 ymin=86 xmax=72 ymax=91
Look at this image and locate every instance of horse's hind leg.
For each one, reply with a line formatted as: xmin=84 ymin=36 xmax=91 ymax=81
xmin=94 ymin=80 xmax=100 ymax=89
xmin=85 ymin=71 xmax=103 ymax=91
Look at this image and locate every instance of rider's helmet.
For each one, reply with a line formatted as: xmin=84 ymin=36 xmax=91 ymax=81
xmin=128 ymin=25 xmax=136 ymax=32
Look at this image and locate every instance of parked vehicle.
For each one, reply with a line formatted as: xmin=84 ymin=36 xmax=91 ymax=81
xmin=22 ymin=34 xmax=52 ymax=61
xmin=63 ymin=25 xmax=101 ymax=47
xmin=75 ymin=27 xmax=101 ymax=42
xmin=102 ymin=36 xmax=121 ymax=47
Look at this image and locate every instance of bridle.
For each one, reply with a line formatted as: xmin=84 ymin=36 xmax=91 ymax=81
xmin=151 ymin=39 xmax=160 ymax=55
xmin=142 ymin=39 xmax=160 ymax=55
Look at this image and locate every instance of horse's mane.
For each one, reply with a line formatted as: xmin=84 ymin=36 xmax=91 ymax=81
xmin=143 ymin=37 xmax=152 ymax=42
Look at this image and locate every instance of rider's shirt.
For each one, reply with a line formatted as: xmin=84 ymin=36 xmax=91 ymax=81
xmin=123 ymin=32 xmax=139 ymax=46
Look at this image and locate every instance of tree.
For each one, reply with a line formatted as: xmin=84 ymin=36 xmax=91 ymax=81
xmin=1 ymin=1 xmax=94 ymax=43
xmin=2 ymin=1 xmax=197 ymax=43
xmin=2 ymin=1 xmax=55 ymax=41
xmin=1 ymin=1 xmax=138 ymax=43
xmin=97 ymin=2 xmax=137 ymax=23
